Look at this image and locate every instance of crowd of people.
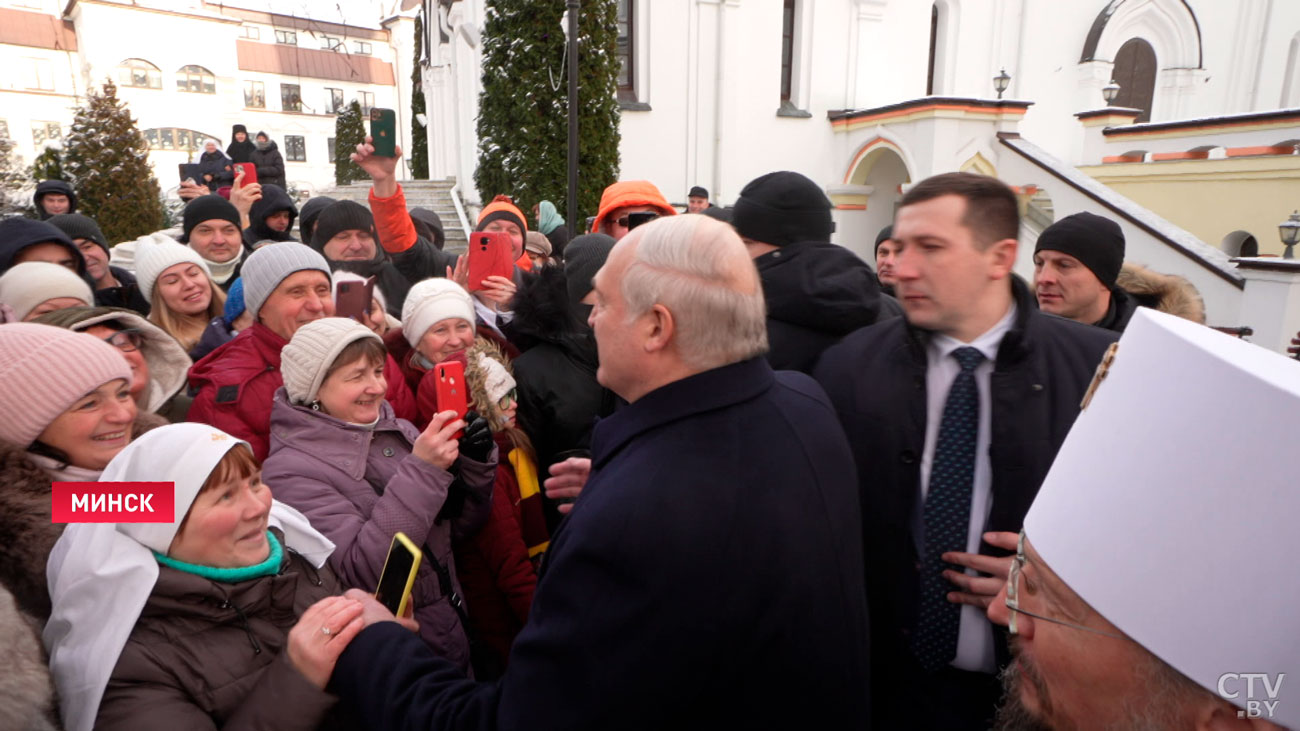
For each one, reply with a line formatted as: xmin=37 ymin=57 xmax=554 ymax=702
xmin=0 ymin=129 xmax=1293 ymax=731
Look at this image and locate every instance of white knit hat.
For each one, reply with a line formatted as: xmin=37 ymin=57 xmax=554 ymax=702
xmin=333 ymin=270 xmax=387 ymax=313
xmin=133 ymin=233 xmax=210 ymax=303
xmin=242 ymin=243 xmax=331 ymax=319
xmin=473 ymin=350 xmax=515 ymax=405
xmin=401 ymin=277 xmax=475 ymax=349
xmin=0 ymin=262 xmax=94 ymax=321
xmin=281 ymin=317 xmax=382 ymax=404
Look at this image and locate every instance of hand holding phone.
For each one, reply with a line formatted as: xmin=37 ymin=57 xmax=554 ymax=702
xmin=369 ymin=108 xmax=397 ymax=157
xmin=374 ymin=532 xmax=422 ymax=617
xmin=435 ymin=360 xmax=468 ymax=439
xmin=234 ymin=162 xmax=258 ymax=186
xmin=467 ymin=232 xmax=515 ymax=292
xmin=335 ymin=277 xmax=377 ymax=323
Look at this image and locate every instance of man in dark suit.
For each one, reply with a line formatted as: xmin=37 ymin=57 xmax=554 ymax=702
xmin=329 ymin=213 xmax=871 ymax=730
xmin=814 ymin=173 xmax=1117 ymax=730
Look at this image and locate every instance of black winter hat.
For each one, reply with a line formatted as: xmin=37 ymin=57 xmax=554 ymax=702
xmin=311 ymin=200 xmax=375 ymax=252
xmin=232 ymin=124 xmax=248 ymax=135
xmin=298 ymin=196 xmax=337 ymax=245
xmin=732 ymin=171 xmax=835 ymax=247
xmin=47 ymin=214 xmax=109 ymax=253
xmin=563 ymin=233 xmax=616 ymax=305
xmin=688 ymin=186 xmax=709 ymax=199
xmin=0 ymin=217 xmax=83 ymax=275
xmin=409 ymin=207 xmax=446 ymax=250
xmin=874 ymin=225 xmax=893 ymax=253
xmin=1034 ymin=212 xmax=1126 ymax=289
xmin=181 ymin=194 xmax=242 ymax=243
xmin=34 ymin=179 xmax=77 ymax=219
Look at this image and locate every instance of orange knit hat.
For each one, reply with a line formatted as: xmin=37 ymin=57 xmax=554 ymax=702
xmin=590 ymin=181 xmax=677 ymax=233
xmin=476 ymin=195 xmax=529 ymax=233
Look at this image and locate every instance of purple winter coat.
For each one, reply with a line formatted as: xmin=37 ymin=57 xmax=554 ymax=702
xmin=262 ymin=388 xmax=496 ymax=673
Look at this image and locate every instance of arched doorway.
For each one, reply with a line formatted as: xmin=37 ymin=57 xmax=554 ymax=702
xmin=1112 ymin=38 xmax=1157 ymax=122
xmin=836 ymin=139 xmax=912 ymax=261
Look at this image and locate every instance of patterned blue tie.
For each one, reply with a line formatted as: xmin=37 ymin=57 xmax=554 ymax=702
xmin=913 ymin=346 xmax=985 ymax=672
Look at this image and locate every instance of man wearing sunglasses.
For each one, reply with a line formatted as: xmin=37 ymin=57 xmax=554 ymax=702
xmin=986 ymin=309 xmax=1295 ymax=730
xmin=589 ymin=180 xmax=677 ymax=241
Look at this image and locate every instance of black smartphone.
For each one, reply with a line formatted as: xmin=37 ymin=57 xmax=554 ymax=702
xmin=369 ymin=108 xmax=397 ymax=157
xmin=178 ymin=163 xmax=202 ymax=184
xmin=627 ymin=211 xmax=660 ymax=230
xmin=375 ymin=532 xmax=422 ymax=616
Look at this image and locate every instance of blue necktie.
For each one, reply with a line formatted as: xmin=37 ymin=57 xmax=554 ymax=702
xmin=913 ymin=346 xmax=985 ymax=672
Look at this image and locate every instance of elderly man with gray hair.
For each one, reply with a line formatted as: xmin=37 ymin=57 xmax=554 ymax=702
xmin=326 ymin=213 xmax=871 ymax=729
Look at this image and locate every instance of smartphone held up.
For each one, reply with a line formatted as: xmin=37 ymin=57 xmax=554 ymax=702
xmin=369 ymin=108 xmax=398 ymax=158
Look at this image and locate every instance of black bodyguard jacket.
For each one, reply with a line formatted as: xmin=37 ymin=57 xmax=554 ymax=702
xmin=331 ymin=358 xmax=870 ymax=730
xmin=755 ymin=240 xmax=903 ymax=374
xmin=812 ymin=276 xmax=1116 ymax=702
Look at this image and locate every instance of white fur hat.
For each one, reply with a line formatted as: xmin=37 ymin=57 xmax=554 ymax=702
xmin=474 ymin=350 xmax=515 ymax=405
xmin=401 ymin=277 xmax=475 ymax=349
xmin=280 ymin=317 xmax=381 ymax=404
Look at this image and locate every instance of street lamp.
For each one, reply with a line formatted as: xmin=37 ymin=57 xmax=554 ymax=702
xmin=1278 ymin=210 xmax=1300 ymax=260
xmin=993 ymin=68 xmax=1011 ymax=100
xmin=1102 ymin=79 xmax=1121 ymax=105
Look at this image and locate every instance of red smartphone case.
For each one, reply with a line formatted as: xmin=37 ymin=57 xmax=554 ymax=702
xmin=235 ymin=162 xmax=258 ymax=186
xmin=467 ymin=232 xmax=515 ymax=292
xmin=434 ymin=360 xmax=468 ymax=438
xmin=335 ymin=277 xmax=376 ymax=323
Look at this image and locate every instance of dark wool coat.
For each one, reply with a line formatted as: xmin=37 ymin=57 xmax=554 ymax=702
xmin=755 ymin=240 xmax=902 ymax=374
xmin=96 ymin=531 xmax=354 ymax=731
xmin=330 ymin=357 xmax=871 ymax=730
xmin=249 ymin=141 xmax=286 ymax=190
xmin=812 ymin=276 xmax=1117 ymax=722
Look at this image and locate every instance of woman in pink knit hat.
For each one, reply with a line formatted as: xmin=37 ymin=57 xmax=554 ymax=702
xmin=0 ymin=324 xmax=166 ymax=625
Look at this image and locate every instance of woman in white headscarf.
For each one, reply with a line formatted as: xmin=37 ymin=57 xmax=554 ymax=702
xmin=197 ymin=138 xmax=233 ymax=192
xmin=44 ymin=423 xmax=375 ymax=731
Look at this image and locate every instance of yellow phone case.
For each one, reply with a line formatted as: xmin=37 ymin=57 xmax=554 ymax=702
xmin=377 ymin=531 xmax=422 ymax=618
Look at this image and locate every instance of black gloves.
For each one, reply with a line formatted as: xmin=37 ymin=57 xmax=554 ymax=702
xmin=458 ymin=410 xmax=494 ymax=463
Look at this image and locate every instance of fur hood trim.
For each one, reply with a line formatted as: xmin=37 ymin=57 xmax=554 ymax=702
xmin=1116 ymin=262 xmax=1206 ymax=324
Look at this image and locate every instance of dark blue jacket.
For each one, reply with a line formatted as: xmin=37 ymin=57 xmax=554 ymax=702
xmin=332 ymin=357 xmax=871 ymax=730
xmin=812 ymin=276 xmax=1117 ymax=724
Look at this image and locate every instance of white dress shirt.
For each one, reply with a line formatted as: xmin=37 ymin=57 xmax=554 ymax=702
xmin=919 ymin=303 xmax=1017 ymax=674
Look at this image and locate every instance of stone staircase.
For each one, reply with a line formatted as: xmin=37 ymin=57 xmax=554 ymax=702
xmin=323 ymin=178 xmax=469 ymax=253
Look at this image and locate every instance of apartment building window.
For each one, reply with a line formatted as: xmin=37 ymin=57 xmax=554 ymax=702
xmin=320 ymin=35 xmax=343 ymax=51
xmin=31 ymin=121 xmax=61 ymax=146
xmin=118 ymin=58 xmax=161 ymax=89
xmin=355 ymin=41 xmax=372 ymax=55
xmin=281 ymin=83 xmax=302 ymax=112
xmin=144 ymin=127 xmax=219 ymax=151
xmin=177 ymin=65 xmax=215 ymax=94
xmin=244 ymin=80 xmax=266 ymax=108
xmin=327 ymin=136 xmax=336 ymax=162
xmin=326 ymin=87 xmax=344 ymax=113
xmin=275 ymin=29 xmax=297 ymax=45
xmin=285 ymin=135 xmax=306 ymax=162
xmin=22 ymin=58 xmax=54 ymax=91
xmin=359 ymin=91 xmax=374 ymax=114
xmin=616 ymin=0 xmax=634 ymax=101
xmin=241 ymin=25 xmax=260 ymax=40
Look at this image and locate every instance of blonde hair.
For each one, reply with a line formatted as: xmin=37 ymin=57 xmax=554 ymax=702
xmin=619 ymin=214 xmax=768 ymax=371
xmin=148 ymin=276 xmax=227 ymax=353
xmin=464 ymin=339 xmax=535 ymax=463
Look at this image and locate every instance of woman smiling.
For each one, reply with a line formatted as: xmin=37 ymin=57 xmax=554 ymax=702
xmin=264 ymin=317 xmax=497 ymax=672
xmin=136 ymin=235 xmax=228 ymax=357
xmin=0 ymin=324 xmax=164 ymax=623
xmin=46 ymin=424 xmax=372 ymax=731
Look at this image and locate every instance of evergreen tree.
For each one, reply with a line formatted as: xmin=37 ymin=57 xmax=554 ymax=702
xmin=335 ymin=100 xmax=367 ymax=185
xmin=0 ymin=131 xmax=29 ymax=215
xmin=475 ymin=0 xmax=620 ymax=226
xmin=62 ymin=80 xmax=164 ymax=243
xmin=30 ymin=144 xmax=65 ymax=184
xmin=410 ymin=15 xmax=430 ymax=180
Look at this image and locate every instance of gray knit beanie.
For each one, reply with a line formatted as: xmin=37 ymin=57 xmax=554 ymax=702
xmin=242 ymin=243 xmax=332 ymax=318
